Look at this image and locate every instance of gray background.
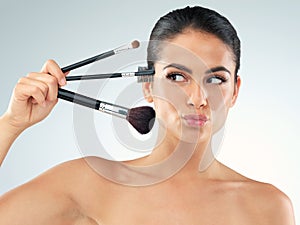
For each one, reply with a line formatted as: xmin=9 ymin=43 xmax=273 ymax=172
xmin=0 ymin=0 xmax=299 ymax=222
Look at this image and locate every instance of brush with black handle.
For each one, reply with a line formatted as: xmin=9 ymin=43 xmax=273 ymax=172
xmin=58 ymin=89 xmax=155 ymax=134
xmin=60 ymin=40 xmax=140 ymax=73
xmin=65 ymin=67 xmax=155 ymax=82
xmin=58 ymin=40 xmax=156 ymax=134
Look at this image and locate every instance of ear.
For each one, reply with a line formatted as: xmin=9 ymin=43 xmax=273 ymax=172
xmin=142 ymin=82 xmax=153 ymax=103
xmin=230 ymin=75 xmax=241 ymax=107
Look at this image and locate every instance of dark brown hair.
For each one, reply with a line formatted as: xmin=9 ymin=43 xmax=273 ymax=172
xmin=147 ymin=6 xmax=241 ymax=81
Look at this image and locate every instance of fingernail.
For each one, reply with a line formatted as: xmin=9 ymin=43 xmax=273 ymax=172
xmin=60 ymin=78 xmax=66 ymax=86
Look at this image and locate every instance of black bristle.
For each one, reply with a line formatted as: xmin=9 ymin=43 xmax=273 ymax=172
xmin=126 ymin=106 xmax=156 ymax=134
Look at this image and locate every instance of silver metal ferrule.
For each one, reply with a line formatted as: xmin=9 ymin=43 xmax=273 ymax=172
xmin=113 ymin=43 xmax=134 ymax=55
xmin=98 ymin=102 xmax=128 ymax=119
xmin=121 ymin=72 xmax=135 ymax=77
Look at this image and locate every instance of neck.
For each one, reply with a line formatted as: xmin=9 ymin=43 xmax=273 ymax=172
xmin=101 ymin=127 xmax=223 ymax=186
xmin=128 ymin=126 xmax=216 ymax=174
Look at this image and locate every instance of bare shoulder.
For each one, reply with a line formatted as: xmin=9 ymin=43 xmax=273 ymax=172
xmin=215 ymin=162 xmax=295 ymax=224
xmin=0 ymin=157 xmax=91 ymax=200
xmin=0 ymin=158 xmax=103 ymax=224
xmin=0 ymin=158 xmax=113 ymax=225
xmin=31 ymin=157 xmax=111 ymax=200
xmin=242 ymin=181 xmax=295 ymax=224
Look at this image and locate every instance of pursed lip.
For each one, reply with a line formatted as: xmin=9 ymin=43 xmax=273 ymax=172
xmin=182 ymin=114 xmax=208 ymax=127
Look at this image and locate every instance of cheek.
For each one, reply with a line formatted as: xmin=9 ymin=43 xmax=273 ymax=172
xmin=207 ymin=88 xmax=232 ymax=110
xmin=151 ymin=78 xmax=188 ymax=114
xmin=153 ymin=98 xmax=177 ymax=118
xmin=206 ymin=85 xmax=234 ymax=131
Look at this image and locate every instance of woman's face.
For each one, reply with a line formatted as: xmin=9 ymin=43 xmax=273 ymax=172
xmin=143 ymin=30 xmax=241 ymax=143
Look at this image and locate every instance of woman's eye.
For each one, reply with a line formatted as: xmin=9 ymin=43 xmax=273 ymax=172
xmin=206 ymin=76 xmax=227 ymax=84
xmin=166 ymin=73 xmax=187 ymax=82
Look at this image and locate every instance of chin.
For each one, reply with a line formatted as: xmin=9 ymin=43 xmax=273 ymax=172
xmin=173 ymin=123 xmax=212 ymax=144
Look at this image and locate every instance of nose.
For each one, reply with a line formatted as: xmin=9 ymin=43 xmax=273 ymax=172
xmin=187 ymin=81 xmax=207 ymax=108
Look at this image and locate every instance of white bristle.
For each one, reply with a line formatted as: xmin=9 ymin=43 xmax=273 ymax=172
xmin=137 ymin=75 xmax=154 ymax=83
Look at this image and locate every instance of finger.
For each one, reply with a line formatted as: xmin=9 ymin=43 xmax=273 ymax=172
xmin=14 ymin=82 xmax=47 ymax=107
xmin=17 ymin=77 xmax=49 ymax=103
xmin=41 ymin=59 xmax=66 ymax=86
xmin=26 ymin=73 xmax=58 ymax=102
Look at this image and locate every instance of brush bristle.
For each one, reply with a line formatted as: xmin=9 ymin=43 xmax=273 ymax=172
xmin=131 ymin=40 xmax=140 ymax=49
xmin=137 ymin=75 xmax=154 ymax=83
xmin=137 ymin=66 xmax=154 ymax=83
xmin=126 ymin=106 xmax=156 ymax=134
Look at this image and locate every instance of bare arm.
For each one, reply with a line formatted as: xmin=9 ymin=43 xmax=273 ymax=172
xmin=0 ymin=115 xmax=22 ymax=166
xmin=0 ymin=60 xmax=67 ymax=166
xmin=0 ymin=60 xmax=90 ymax=224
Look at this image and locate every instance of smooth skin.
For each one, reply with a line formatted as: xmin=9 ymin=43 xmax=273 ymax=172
xmin=0 ymin=31 xmax=295 ymax=225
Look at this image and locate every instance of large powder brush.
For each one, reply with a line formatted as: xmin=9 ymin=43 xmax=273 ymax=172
xmin=58 ymin=89 xmax=155 ymax=134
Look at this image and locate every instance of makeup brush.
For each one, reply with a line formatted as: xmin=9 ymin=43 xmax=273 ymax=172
xmin=61 ymin=40 xmax=140 ymax=73
xmin=58 ymin=88 xmax=155 ymax=134
xmin=57 ymin=40 xmax=155 ymax=134
xmin=65 ymin=66 xmax=155 ymax=81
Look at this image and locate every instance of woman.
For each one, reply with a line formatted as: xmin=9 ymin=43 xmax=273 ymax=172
xmin=0 ymin=6 xmax=295 ymax=224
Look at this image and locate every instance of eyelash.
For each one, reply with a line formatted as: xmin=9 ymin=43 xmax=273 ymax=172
xmin=166 ymin=72 xmax=187 ymax=82
xmin=206 ymin=75 xmax=228 ymax=84
xmin=166 ymin=72 xmax=228 ymax=85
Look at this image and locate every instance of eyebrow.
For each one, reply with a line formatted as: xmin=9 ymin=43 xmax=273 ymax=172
xmin=163 ymin=63 xmax=193 ymax=74
xmin=205 ymin=66 xmax=231 ymax=75
xmin=163 ymin=63 xmax=231 ymax=75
